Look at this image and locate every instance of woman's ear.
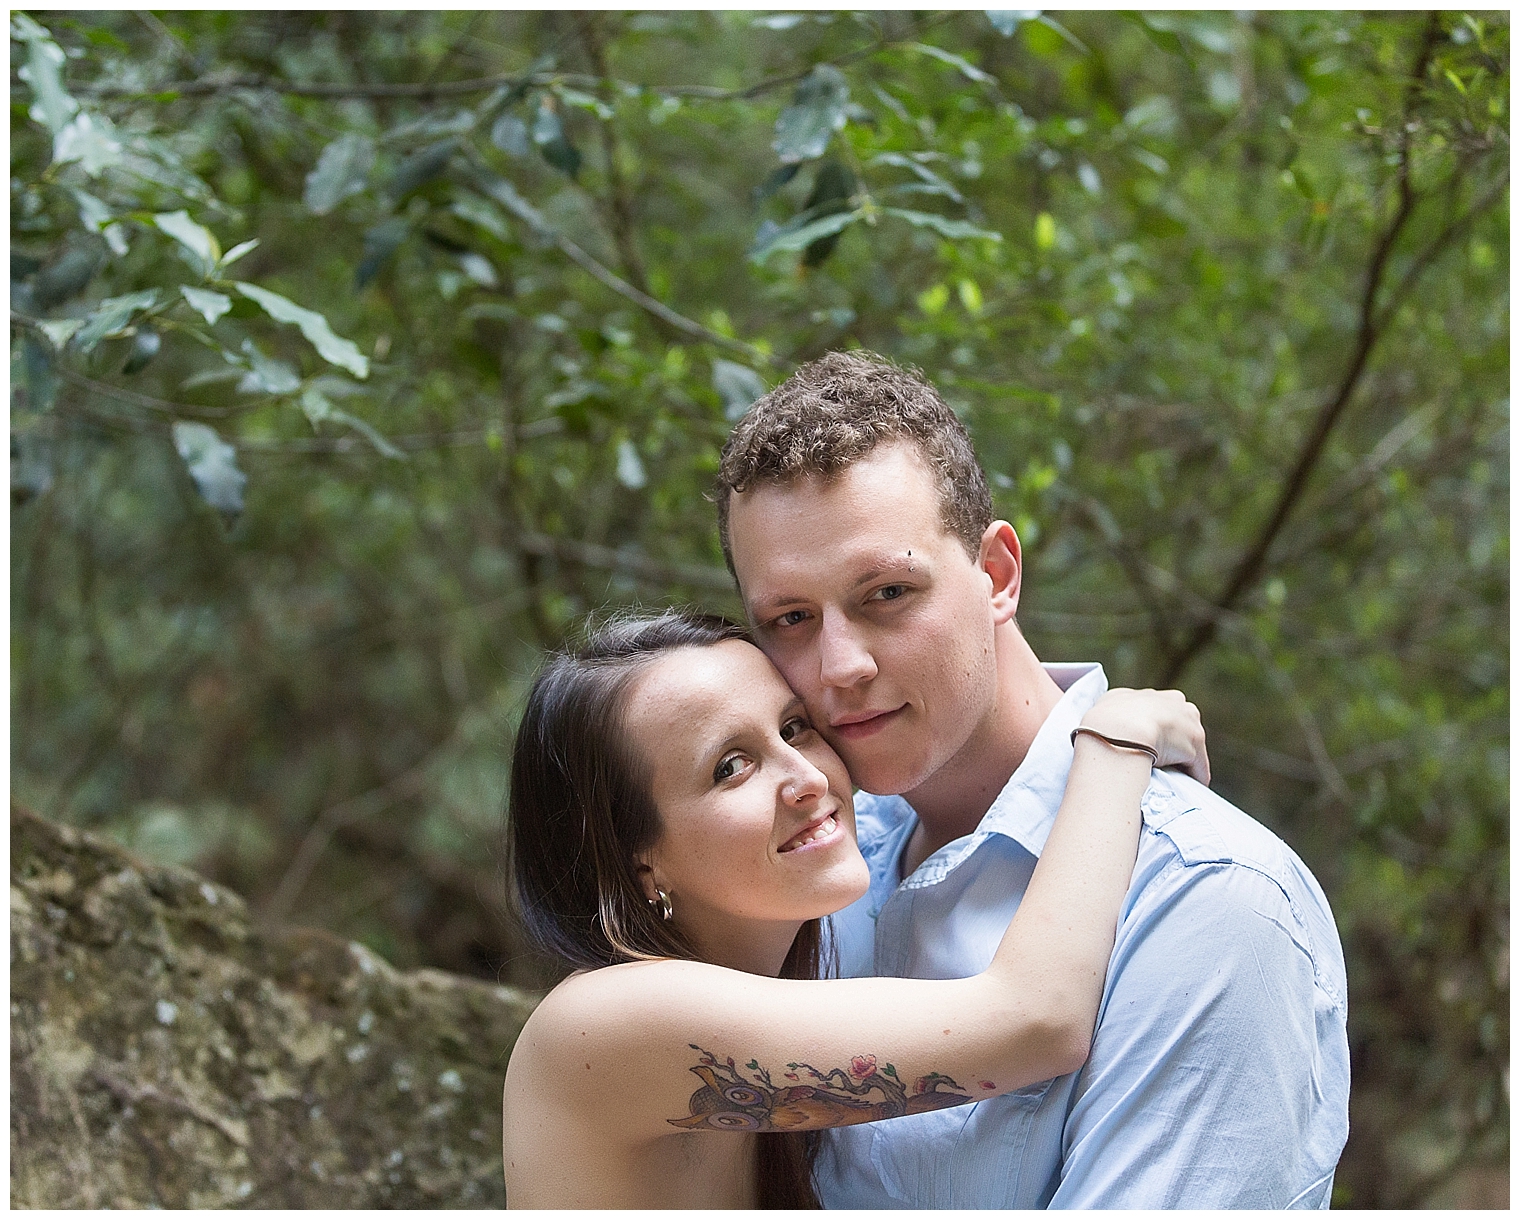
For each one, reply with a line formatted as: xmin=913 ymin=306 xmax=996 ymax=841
xmin=634 ymin=861 xmax=661 ymax=906
xmin=980 ymin=520 xmax=1022 ymax=624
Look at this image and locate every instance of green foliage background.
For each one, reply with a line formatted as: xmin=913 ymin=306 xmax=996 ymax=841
xmin=10 ymin=10 xmax=1508 ymax=1207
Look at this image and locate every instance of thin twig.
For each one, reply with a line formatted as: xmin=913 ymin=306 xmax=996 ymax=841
xmin=517 ymin=530 xmax=734 ymax=592
xmin=73 ymin=13 xmax=959 ymax=104
xmin=469 ymin=164 xmax=781 ymax=367
xmin=1159 ymin=14 xmax=1445 ymax=685
xmin=261 ymin=749 xmax=442 ymax=924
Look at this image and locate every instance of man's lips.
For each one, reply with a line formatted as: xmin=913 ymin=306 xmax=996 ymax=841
xmin=828 ymin=705 xmax=907 ymax=741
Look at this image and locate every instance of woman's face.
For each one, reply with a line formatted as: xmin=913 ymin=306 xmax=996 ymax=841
xmin=627 ymin=640 xmax=869 ymax=969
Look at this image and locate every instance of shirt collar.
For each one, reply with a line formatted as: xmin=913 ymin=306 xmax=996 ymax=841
xmin=897 ymin=662 xmax=1108 ymax=888
xmin=978 ymin=662 xmax=1108 ymax=859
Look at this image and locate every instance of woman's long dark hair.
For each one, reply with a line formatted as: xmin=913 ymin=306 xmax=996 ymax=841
xmin=507 ymin=609 xmax=824 ymax=1208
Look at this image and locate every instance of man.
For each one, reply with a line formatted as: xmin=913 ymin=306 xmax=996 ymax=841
xmin=715 ymin=350 xmax=1350 ymax=1208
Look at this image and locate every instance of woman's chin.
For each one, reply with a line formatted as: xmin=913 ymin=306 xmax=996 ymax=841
xmin=812 ymin=856 xmax=872 ymax=917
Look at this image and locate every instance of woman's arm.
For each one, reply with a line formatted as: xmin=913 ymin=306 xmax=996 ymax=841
xmin=511 ymin=688 xmax=1204 ymax=1141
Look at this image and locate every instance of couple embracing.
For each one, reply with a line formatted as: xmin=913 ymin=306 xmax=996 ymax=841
xmin=502 ymin=351 xmax=1350 ymax=1209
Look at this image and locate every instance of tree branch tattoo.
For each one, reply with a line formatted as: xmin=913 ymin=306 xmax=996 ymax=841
xmin=668 ymin=1045 xmax=996 ymax=1132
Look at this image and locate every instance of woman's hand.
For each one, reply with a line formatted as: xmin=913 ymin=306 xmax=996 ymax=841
xmin=1079 ymin=688 xmax=1210 ymax=786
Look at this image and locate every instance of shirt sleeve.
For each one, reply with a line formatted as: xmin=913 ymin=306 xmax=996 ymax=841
xmin=1047 ymin=856 xmax=1346 ymax=1209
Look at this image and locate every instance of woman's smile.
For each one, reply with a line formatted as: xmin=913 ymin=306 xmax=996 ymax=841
xmin=622 ymin=638 xmax=869 ymax=970
xmin=778 ymin=812 xmax=842 ymax=854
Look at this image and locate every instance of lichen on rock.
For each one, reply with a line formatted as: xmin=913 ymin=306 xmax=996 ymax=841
xmin=11 ymin=804 xmax=539 ymax=1207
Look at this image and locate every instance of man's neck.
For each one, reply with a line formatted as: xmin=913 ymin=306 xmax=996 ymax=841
xmin=899 ymin=624 xmax=1064 ymax=876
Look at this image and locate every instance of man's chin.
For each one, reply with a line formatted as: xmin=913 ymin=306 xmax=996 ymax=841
xmin=837 ymin=748 xmax=932 ymax=799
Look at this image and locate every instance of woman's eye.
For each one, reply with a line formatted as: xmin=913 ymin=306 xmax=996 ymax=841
xmin=714 ymin=754 xmax=746 ymax=783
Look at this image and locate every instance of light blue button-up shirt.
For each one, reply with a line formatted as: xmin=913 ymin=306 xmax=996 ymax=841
xmin=815 ymin=664 xmax=1350 ymax=1209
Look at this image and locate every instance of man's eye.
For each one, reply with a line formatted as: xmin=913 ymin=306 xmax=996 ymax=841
xmin=714 ymin=754 xmax=746 ymax=783
xmin=780 ymin=716 xmax=812 ymax=744
xmin=777 ymin=609 xmax=810 ymax=627
xmin=874 ymin=584 xmax=906 ymax=601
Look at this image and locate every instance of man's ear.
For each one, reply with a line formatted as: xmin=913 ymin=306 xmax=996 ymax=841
xmin=979 ymin=520 xmax=1022 ymax=625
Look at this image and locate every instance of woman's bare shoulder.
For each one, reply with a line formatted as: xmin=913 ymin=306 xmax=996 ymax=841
xmin=520 ymin=959 xmax=719 ymax=1054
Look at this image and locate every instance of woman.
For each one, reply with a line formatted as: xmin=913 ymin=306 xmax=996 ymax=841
xmin=503 ymin=611 xmax=1205 ymax=1208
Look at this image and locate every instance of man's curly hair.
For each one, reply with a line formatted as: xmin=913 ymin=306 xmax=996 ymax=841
xmin=715 ymin=350 xmax=994 ymax=576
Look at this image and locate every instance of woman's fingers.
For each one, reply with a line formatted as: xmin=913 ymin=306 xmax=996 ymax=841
xmin=1086 ymin=688 xmax=1208 ymax=781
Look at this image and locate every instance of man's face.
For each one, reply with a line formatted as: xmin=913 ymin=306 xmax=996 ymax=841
xmin=727 ymin=442 xmax=1004 ymax=797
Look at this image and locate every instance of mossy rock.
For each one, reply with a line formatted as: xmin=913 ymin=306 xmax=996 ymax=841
xmin=10 ymin=804 xmax=539 ymax=1207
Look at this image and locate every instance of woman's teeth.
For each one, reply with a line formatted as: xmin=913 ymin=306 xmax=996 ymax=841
xmin=781 ymin=815 xmax=836 ymax=853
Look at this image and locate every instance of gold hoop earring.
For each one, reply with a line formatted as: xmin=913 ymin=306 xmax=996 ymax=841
xmin=650 ymin=888 xmax=673 ymax=921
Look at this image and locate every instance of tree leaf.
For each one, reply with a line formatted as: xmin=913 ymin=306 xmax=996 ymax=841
xmin=52 ymin=112 xmax=122 ymax=175
xmin=557 ymin=86 xmax=613 ymax=120
xmin=774 ymin=64 xmax=850 ymax=164
xmin=171 ymin=421 xmax=246 ymax=515
xmin=869 ymin=152 xmax=965 ymax=204
xmin=712 ymin=359 xmax=769 ymax=421
xmin=490 ymin=112 xmax=531 ymax=158
xmin=11 ymin=428 xmax=54 ymax=504
xmin=531 ymin=97 xmax=581 ymax=179
xmin=912 ymin=42 xmax=995 ymax=85
xmin=232 ymin=283 xmax=370 ymax=379
xmin=181 ymin=285 xmax=232 ymax=326
xmin=328 ymin=408 xmax=405 ymax=459
xmin=13 ymin=335 xmax=59 ymax=413
xmin=1034 ymin=13 xmax=1091 ymax=55
xmin=238 ymin=339 xmax=300 ymax=395
xmin=299 ymin=384 xmax=334 ymax=426
xmin=616 ymin=438 xmax=647 ymax=489
xmin=220 ymin=239 xmax=260 ymax=268
xmin=749 ymin=209 xmax=862 ymax=264
xmin=36 ymin=318 xmax=83 ymax=350
xmin=65 ymin=187 xmax=109 ymax=231
xmin=14 ymin=16 xmax=78 ymax=134
xmin=449 ymin=191 xmax=512 ymax=241
xmin=304 ymin=133 xmax=376 ymax=216
xmin=881 ymin=207 xmax=1003 ymax=242
xmin=986 ymin=11 xmax=1039 ymax=37
xmin=386 ymin=140 xmax=456 ymax=202
xmin=798 ymin=159 xmax=858 ymax=266
xmin=754 ymin=163 xmax=801 ymax=204
xmin=33 ymin=246 xmax=103 ymax=309
xmin=70 ymin=189 xmax=128 ymax=254
xmin=71 ymin=289 xmax=159 ymax=353
xmin=154 ymin=210 xmax=221 ymax=276
xmin=302 ymin=387 xmax=403 ymax=458
xmin=122 ymin=328 xmax=161 ymax=375
xmin=355 ymin=218 xmax=410 ymax=289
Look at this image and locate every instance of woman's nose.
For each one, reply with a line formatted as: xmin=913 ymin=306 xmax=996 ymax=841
xmin=781 ymin=754 xmax=829 ymax=806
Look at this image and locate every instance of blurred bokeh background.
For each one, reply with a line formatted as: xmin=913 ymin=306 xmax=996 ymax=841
xmin=10 ymin=10 xmax=1507 ymax=1207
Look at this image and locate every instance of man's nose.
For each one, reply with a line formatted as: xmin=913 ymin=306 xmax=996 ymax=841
xmin=817 ymin=610 xmax=877 ymax=689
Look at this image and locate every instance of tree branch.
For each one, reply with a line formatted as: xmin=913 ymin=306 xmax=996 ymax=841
xmin=73 ymin=13 xmax=959 ymax=104
xmin=574 ymin=13 xmax=657 ymax=303
xmin=261 ymin=747 xmax=442 ymax=924
xmin=469 ymin=163 xmax=781 ymax=367
xmin=1159 ymin=14 xmax=1444 ymax=686
xmin=516 ymin=530 xmax=734 ymax=592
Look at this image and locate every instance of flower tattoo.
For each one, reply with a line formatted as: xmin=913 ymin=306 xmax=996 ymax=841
xmin=668 ymin=1045 xmax=978 ymax=1132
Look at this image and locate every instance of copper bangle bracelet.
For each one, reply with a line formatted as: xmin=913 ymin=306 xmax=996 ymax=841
xmin=1070 ymin=725 xmax=1160 ymax=765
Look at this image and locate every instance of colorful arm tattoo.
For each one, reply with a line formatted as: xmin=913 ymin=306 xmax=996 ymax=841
xmin=667 ymin=1045 xmax=996 ymax=1132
